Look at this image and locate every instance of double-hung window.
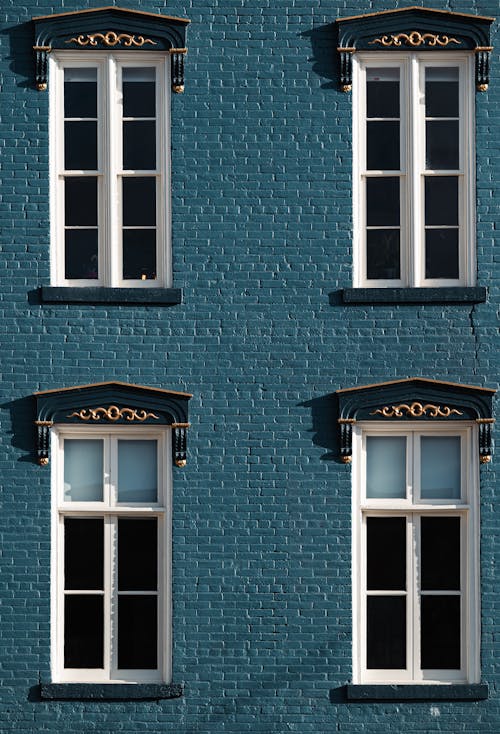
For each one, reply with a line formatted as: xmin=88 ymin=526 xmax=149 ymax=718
xmin=50 ymin=53 xmax=170 ymax=287
xmin=353 ymin=424 xmax=479 ymax=684
xmin=52 ymin=428 xmax=171 ymax=683
xmin=353 ymin=53 xmax=474 ymax=287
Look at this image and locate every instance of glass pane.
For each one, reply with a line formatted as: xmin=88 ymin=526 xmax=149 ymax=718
xmin=421 ymin=517 xmax=461 ymax=591
xmin=65 ymin=121 xmax=98 ymax=170
xmin=122 ymin=178 xmax=156 ymax=226
xmin=425 ymin=177 xmax=458 ymax=226
xmin=367 ymin=68 xmax=399 ymax=118
xmin=426 ymin=121 xmax=459 ymax=170
xmin=118 ymin=518 xmax=157 ymax=591
xmin=366 ymin=230 xmax=400 ymax=280
xmin=367 ymin=517 xmax=406 ymax=590
xmin=64 ymin=595 xmax=103 ymax=668
xmin=366 ymin=177 xmax=400 ymax=226
xmin=421 ymin=436 xmax=461 ymax=499
xmin=64 ymin=67 xmax=97 ymax=118
xmin=366 ymin=436 xmax=406 ymax=498
xmin=367 ymin=121 xmax=400 ymax=170
xmin=367 ymin=596 xmax=406 ymax=669
xmin=65 ymin=177 xmax=98 ymax=226
xmin=122 ymin=230 xmax=156 ymax=280
xmin=421 ymin=595 xmax=461 ymax=669
xmin=425 ymin=229 xmax=459 ymax=280
xmin=65 ymin=230 xmax=99 ymax=280
xmin=123 ymin=121 xmax=156 ymax=170
xmin=118 ymin=595 xmax=157 ymax=669
xmin=123 ymin=67 xmax=156 ymax=118
xmin=117 ymin=439 xmax=158 ymax=502
xmin=64 ymin=439 xmax=103 ymax=500
xmin=425 ymin=67 xmax=459 ymax=118
xmin=65 ymin=518 xmax=104 ymax=590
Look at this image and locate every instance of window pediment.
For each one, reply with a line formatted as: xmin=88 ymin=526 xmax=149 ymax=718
xmin=33 ymin=6 xmax=189 ymax=92
xmin=337 ymin=378 xmax=495 ymax=463
xmin=34 ymin=381 xmax=191 ymax=467
xmin=336 ymin=7 xmax=494 ymax=91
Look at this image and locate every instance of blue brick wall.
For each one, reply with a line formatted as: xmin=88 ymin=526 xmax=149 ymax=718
xmin=0 ymin=0 xmax=499 ymax=731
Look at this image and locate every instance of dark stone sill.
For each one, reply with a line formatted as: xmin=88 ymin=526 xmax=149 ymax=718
xmin=40 ymin=682 xmax=183 ymax=700
xmin=346 ymin=684 xmax=489 ymax=701
xmin=40 ymin=287 xmax=182 ymax=305
xmin=342 ymin=287 xmax=487 ymax=304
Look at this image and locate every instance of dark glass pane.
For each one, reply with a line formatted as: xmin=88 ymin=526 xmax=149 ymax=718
xmin=122 ymin=178 xmax=156 ymax=226
xmin=367 ymin=229 xmax=400 ymax=280
xmin=367 ymin=517 xmax=406 ymax=591
xmin=118 ymin=518 xmax=157 ymax=591
xmin=366 ymin=177 xmax=400 ymax=226
xmin=65 ymin=178 xmax=97 ymax=226
xmin=367 ymin=596 xmax=406 ymax=669
xmin=65 ymin=122 xmax=98 ymax=170
xmin=64 ymin=595 xmax=103 ymax=668
xmin=123 ymin=68 xmax=156 ymax=118
xmin=367 ymin=81 xmax=399 ymax=119
xmin=367 ymin=121 xmax=400 ymax=170
xmin=425 ymin=177 xmax=458 ymax=226
xmin=123 ymin=121 xmax=156 ymax=170
xmin=426 ymin=121 xmax=459 ymax=170
xmin=65 ymin=229 xmax=98 ymax=279
xmin=425 ymin=68 xmax=459 ymax=118
xmin=421 ymin=595 xmax=461 ymax=669
xmin=64 ymin=68 xmax=97 ymax=118
xmin=65 ymin=518 xmax=104 ymax=590
xmin=122 ymin=229 xmax=156 ymax=280
xmin=425 ymin=229 xmax=459 ymax=279
xmin=421 ymin=517 xmax=460 ymax=591
xmin=118 ymin=595 xmax=157 ymax=669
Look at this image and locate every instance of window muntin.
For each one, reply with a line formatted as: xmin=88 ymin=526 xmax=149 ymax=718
xmin=353 ymin=424 xmax=479 ymax=684
xmin=353 ymin=53 xmax=474 ymax=288
xmin=53 ymin=429 xmax=170 ymax=683
xmin=51 ymin=53 xmax=170 ymax=288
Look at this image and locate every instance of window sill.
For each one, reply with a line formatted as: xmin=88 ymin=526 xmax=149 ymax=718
xmin=341 ymin=287 xmax=487 ymax=304
xmin=39 ymin=287 xmax=182 ymax=305
xmin=346 ymin=684 xmax=489 ymax=701
xmin=39 ymin=682 xmax=183 ymax=700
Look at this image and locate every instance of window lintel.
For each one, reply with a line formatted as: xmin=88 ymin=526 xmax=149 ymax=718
xmin=32 ymin=6 xmax=189 ymax=92
xmin=336 ymin=378 xmax=495 ymax=463
xmin=336 ymin=7 xmax=494 ymax=91
xmin=34 ymin=381 xmax=191 ymax=467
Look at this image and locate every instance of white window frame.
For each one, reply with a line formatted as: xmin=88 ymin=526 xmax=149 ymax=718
xmin=352 ymin=422 xmax=480 ymax=685
xmin=352 ymin=52 xmax=475 ymax=288
xmin=50 ymin=426 xmax=172 ymax=684
xmin=49 ymin=52 xmax=171 ymax=288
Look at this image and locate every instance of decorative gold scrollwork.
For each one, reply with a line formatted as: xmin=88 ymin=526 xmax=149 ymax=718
xmin=68 ymin=406 xmax=160 ymax=422
xmin=369 ymin=31 xmax=461 ymax=48
xmin=66 ymin=32 xmax=157 ymax=48
xmin=370 ymin=402 xmax=463 ymax=418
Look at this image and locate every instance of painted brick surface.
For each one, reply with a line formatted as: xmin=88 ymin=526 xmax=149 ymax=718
xmin=0 ymin=0 xmax=499 ymax=732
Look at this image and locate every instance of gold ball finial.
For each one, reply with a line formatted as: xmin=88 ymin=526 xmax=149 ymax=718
xmin=38 ymin=457 xmax=49 ymax=466
xmin=341 ymin=455 xmax=352 ymax=464
xmin=37 ymin=83 xmax=47 ymax=91
xmin=173 ymin=85 xmax=184 ymax=94
xmin=175 ymin=458 xmax=187 ymax=468
xmin=480 ymin=455 xmax=491 ymax=464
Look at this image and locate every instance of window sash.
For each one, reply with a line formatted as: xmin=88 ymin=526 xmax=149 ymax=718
xmin=353 ymin=52 xmax=475 ymax=288
xmin=51 ymin=428 xmax=171 ymax=684
xmin=50 ymin=52 xmax=171 ymax=288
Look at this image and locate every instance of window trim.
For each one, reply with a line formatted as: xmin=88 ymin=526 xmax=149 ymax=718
xmin=50 ymin=425 xmax=172 ymax=685
xmin=352 ymin=422 xmax=480 ymax=685
xmin=352 ymin=51 xmax=475 ymax=289
xmin=49 ymin=51 xmax=171 ymax=289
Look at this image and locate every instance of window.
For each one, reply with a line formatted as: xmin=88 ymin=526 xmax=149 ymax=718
xmin=352 ymin=424 xmax=479 ymax=684
xmin=50 ymin=52 xmax=170 ymax=287
xmin=353 ymin=53 xmax=475 ymax=288
xmin=52 ymin=428 xmax=171 ymax=683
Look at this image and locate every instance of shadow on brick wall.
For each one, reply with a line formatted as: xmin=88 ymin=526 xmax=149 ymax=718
xmin=299 ymin=392 xmax=340 ymax=462
xmin=2 ymin=21 xmax=35 ymax=88
xmin=2 ymin=396 xmax=38 ymax=463
xmin=301 ymin=22 xmax=338 ymax=90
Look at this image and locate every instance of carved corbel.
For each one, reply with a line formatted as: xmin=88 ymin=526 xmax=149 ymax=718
xmin=475 ymin=47 xmax=492 ymax=91
xmin=338 ymin=47 xmax=355 ymax=92
xmin=477 ymin=418 xmax=494 ymax=463
xmin=338 ymin=418 xmax=356 ymax=463
xmin=33 ymin=46 xmax=51 ymax=91
xmin=35 ymin=420 xmax=53 ymax=465
xmin=172 ymin=423 xmax=189 ymax=467
xmin=170 ymin=48 xmax=187 ymax=93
